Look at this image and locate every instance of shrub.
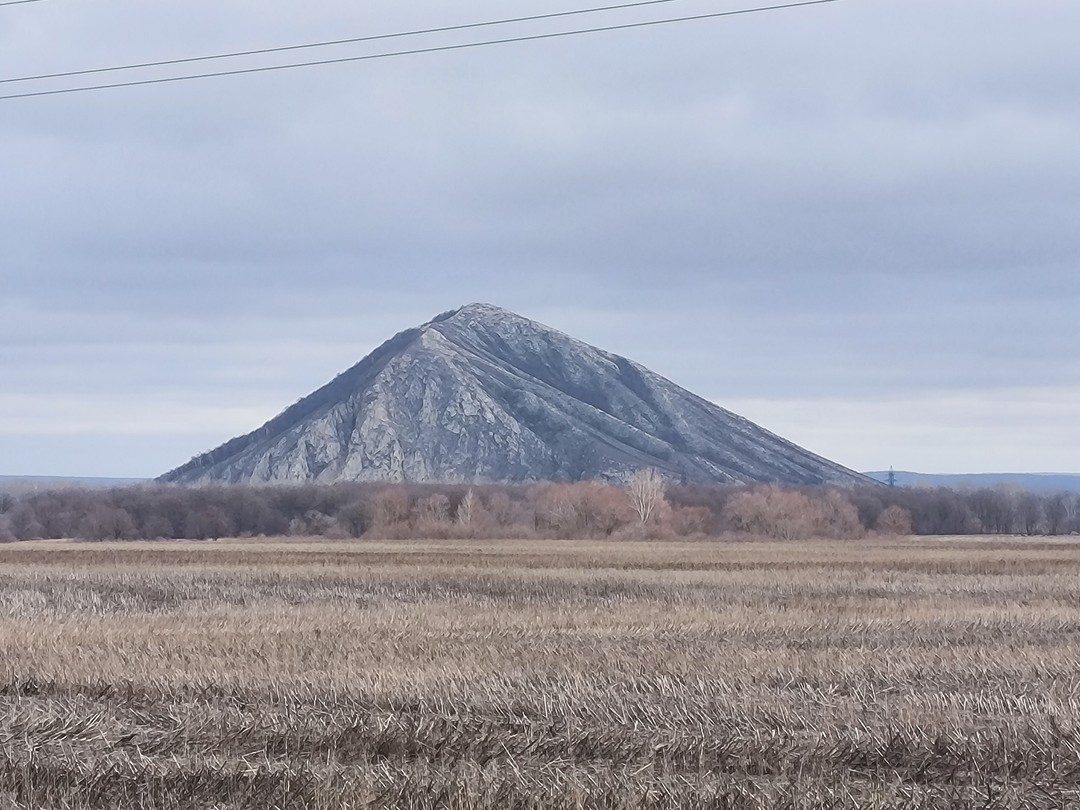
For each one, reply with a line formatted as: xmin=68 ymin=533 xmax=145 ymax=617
xmin=813 ymin=490 xmax=865 ymax=539
xmin=530 ymin=483 xmax=632 ymax=538
xmin=337 ymin=499 xmax=374 ymax=538
xmin=723 ymin=487 xmax=820 ymax=541
xmin=876 ymin=504 xmax=914 ymax=536
xmin=374 ymin=489 xmax=410 ymax=528
xmin=76 ymin=506 xmax=137 ymax=540
xmin=668 ymin=505 xmax=711 ymax=537
xmin=413 ymin=494 xmax=451 ymax=525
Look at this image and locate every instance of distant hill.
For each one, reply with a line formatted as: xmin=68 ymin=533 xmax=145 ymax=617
xmin=865 ymin=471 xmax=1080 ymax=494
xmin=0 ymin=476 xmax=147 ymax=493
xmin=162 ymin=303 xmax=870 ymax=487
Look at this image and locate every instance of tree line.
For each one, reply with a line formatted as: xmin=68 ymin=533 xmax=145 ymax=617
xmin=1 ymin=477 xmax=1078 ymax=543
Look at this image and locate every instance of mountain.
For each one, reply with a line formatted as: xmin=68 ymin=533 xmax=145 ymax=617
xmin=161 ymin=303 xmax=869 ymax=487
xmin=865 ymin=471 xmax=1080 ymax=494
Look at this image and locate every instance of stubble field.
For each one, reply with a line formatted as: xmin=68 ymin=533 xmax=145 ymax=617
xmin=1 ymin=536 xmax=1079 ymax=809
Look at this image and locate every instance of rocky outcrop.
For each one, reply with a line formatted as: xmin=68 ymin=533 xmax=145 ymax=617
xmin=160 ymin=303 xmax=869 ymax=486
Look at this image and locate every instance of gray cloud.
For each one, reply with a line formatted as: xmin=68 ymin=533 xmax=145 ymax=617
xmin=2 ymin=0 xmax=1078 ymax=476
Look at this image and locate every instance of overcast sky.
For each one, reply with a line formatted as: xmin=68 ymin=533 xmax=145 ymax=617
xmin=2 ymin=0 xmax=1078 ymax=478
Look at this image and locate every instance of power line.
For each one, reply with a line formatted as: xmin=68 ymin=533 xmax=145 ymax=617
xmin=0 ymin=0 xmax=842 ymax=102
xmin=0 ymin=0 xmax=46 ymax=6
xmin=1 ymin=0 xmax=694 ymax=86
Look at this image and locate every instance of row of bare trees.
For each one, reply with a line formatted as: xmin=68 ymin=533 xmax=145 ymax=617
xmin=1 ymin=477 xmax=1078 ymax=542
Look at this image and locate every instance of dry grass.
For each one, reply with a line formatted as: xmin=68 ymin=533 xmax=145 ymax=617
xmin=2 ymin=536 xmax=1080 ymax=808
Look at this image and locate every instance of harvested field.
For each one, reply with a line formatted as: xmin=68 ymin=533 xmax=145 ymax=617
xmin=1 ymin=536 xmax=1079 ymax=808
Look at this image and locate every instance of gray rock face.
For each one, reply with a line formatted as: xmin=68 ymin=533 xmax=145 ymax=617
xmin=160 ymin=303 xmax=869 ymax=486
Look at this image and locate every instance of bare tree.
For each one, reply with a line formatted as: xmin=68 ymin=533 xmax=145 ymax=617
xmin=815 ymin=490 xmax=865 ymax=539
xmin=456 ymin=488 xmax=478 ymax=526
xmin=530 ymin=484 xmax=579 ymax=537
xmin=414 ymin=494 xmax=450 ymax=525
xmin=627 ymin=468 xmax=666 ymax=526
xmin=1017 ymin=491 xmax=1044 ymax=535
xmin=1065 ymin=493 xmax=1080 ymax=534
xmin=723 ymin=486 xmax=820 ymax=541
xmin=971 ymin=487 xmax=1018 ymax=534
xmin=374 ymin=489 xmax=410 ymax=527
xmin=875 ymin=504 xmax=913 ymax=536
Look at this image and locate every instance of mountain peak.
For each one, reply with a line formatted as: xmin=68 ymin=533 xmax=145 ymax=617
xmin=431 ymin=302 xmax=541 ymax=336
xmin=451 ymin=302 xmax=511 ymax=318
xmin=426 ymin=302 xmax=516 ymax=326
xmin=161 ymin=305 xmax=868 ymax=487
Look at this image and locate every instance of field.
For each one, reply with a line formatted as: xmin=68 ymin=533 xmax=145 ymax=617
xmin=2 ymin=537 xmax=1080 ymax=809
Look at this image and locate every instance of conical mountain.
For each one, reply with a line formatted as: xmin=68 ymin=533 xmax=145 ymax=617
xmin=161 ymin=303 xmax=868 ymax=486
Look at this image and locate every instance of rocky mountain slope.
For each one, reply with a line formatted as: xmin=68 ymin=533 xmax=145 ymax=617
xmin=161 ymin=303 xmax=869 ymax=486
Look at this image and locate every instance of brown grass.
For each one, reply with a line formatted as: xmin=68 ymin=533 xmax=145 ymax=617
xmin=2 ymin=536 xmax=1080 ymax=808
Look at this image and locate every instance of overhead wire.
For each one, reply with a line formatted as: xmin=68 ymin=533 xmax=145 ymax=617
xmin=0 ymin=0 xmax=46 ymax=6
xmin=1 ymin=0 xmax=700 ymax=86
xmin=0 ymin=0 xmax=841 ymax=101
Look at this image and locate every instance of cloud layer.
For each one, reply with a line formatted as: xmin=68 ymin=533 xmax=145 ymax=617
xmin=2 ymin=0 xmax=1078 ymax=476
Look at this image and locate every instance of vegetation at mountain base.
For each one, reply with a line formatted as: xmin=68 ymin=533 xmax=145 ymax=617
xmin=1 ymin=479 xmax=1078 ymax=543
